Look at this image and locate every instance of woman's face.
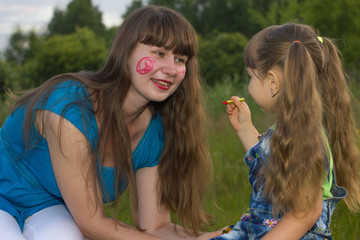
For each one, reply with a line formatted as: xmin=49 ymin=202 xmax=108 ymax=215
xmin=127 ymin=43 xmax=188 ymax=103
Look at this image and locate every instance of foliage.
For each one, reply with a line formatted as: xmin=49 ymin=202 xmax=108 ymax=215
xmin=0 ymin=59 xmax=8 ymax=100
xmin=48 ymin=0 xmax=106 ymax=36
xmin=199 ymin=32 xmax=248 ymax=85
xmin=195 ymin=0 xmax=257 ymax=37
xmin=124 ymin=0 xmax=259 ymax=38
xmin=300 ymin=0 xmax=360 ymax=67
xmin=103 ymin=26 xmax=120 ymax=50
xmin=28 ymin=28 xmax=107 ymax=88
xmin=122 ymin=0 xmax=144 ymax=19
xmin=248 ymin=0 xmax=302 ymax=28
xmin=4 ymin=28 xmax=41 ymax=66
xmin=4 ymin=28 xmax=107 ymax=90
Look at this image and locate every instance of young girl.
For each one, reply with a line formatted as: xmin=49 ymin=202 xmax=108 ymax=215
xmin=0 ymin=5 xmax=222 ymax=240
xmin=214 ymin=23 xmax=360 ymax=239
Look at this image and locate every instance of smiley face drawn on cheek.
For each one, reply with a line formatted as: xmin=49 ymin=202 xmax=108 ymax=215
xmin=136 ymin=57 xmax=156 ymax=74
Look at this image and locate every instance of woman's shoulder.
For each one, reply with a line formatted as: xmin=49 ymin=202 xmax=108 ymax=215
xmin=49 ymin=79 xmax=90 ymax=100
xmin=39 ymin=79 xmax=92 ymax=112
xmin=38 ymin=79 xmax=98 ymax=149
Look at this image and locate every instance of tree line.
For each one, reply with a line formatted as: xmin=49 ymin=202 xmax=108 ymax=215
xmin=0 ymin=0 xmax=359 ymax=99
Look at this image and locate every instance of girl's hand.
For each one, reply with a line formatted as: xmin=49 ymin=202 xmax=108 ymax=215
xmin=225 ymin=96 xmax=259 ymax=151
xmin=226 ymin=96 xmax=252 ymax=132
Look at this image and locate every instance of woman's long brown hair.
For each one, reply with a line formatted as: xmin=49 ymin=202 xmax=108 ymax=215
xmin=11 ymin=5 xmax=212 ymax=232
xmin=244 ymin=23 xmax=360 ymax=215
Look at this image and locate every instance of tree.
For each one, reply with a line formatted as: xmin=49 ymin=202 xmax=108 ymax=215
xmin=22 ymin=28 xmax=107 ymax=88
xmin=247 ymin=0 xmax=302 ymax=30
xmin=4 ymin=28 xmax=41 ymax=66
xmin=195 ymin=0 xmax=256 ymax=37
xmin=300 ymin=0 xmax=360 ymax=68
xmin=0 ymin=59 xmax=7 ymax=99
xmin=48 ymin=0 xmax=106 ymax=36
xmin=122 ymin=0 xmax=144 ymax=19
xmin=148 ymin=0 xmax=178 ymax=8
xmin=199 ymin=32 xmax=248 ymax=85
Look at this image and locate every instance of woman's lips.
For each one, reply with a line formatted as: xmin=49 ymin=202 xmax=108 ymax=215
xmin=151 ymin=79 xmax=172 ymax=90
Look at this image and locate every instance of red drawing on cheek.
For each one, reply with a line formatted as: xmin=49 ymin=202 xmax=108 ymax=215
xmin=176 ymin=67 xmax=186 ymax=74
xmin=136 ymin=57 xmax=155 ymax=74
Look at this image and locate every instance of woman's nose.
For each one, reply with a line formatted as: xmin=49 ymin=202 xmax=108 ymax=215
xmin=161 ymin=57 xmax=177 ymax=76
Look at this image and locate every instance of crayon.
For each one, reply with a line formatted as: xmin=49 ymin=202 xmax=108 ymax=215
xmin=222 ymin=98 xmax=245 ymax=105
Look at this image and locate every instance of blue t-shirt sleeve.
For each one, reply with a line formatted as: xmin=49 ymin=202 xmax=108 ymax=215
xmin=34 ymin=80 xmax=98 ymax=151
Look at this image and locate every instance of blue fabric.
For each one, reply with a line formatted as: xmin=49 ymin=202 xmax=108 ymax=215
xmin=0 ymin=80 xmax=165 ymax=230
xmin=211 ymin=127 xmax=347 ymax=240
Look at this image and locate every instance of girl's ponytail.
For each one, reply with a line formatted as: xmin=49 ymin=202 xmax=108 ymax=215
xmin=266 ymin=40 xmax=324 ymax=215
xmin=320 ymin=38 xmax=360 ymax=212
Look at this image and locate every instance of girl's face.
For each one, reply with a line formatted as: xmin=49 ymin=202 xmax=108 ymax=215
xmin=127 ymin=43 xmax=188 ymax=103
xmin=247 ymin=67 xmax=275 ymax=112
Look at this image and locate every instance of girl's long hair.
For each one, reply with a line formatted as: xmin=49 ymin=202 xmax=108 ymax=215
xmin=12 ymin=5 xmax=212 ymax=232
xmin=244 ymin=23 xmax=360 ymax=215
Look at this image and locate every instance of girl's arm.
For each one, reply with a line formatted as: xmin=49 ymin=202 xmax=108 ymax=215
xmin=39 ymin=110 xmax=164 ymax=240
xmin=226 ymin=96 xmax=259 ymax=152
xmin=136 ymin=166 xmax=224 ymax=240
xmin=261 ymin=190 xmax=323 ymax=240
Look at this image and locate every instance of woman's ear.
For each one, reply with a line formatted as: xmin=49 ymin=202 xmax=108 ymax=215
xmin=267 ymin=68 xmax=282 ymax=97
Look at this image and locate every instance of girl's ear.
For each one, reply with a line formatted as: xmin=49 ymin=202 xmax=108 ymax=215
xmin=267 ymin=67 xmax=282 ymax=97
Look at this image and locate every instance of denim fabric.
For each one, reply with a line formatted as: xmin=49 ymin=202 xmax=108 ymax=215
xmin=211 ymin=128 xmax=347 ymax=240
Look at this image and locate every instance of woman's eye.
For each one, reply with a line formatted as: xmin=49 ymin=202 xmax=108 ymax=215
xmin=155 ymin=51 xmax=164 ymax=57
xmin=176 ymin=57 xmax=188 ymax=64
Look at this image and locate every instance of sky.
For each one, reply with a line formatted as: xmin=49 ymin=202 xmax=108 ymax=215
xmin=0 ymin=0 xmax=134 ymax=51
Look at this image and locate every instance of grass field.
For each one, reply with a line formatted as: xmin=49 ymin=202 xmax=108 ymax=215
xmin=1 ymin=78 xmax=359 ymax=239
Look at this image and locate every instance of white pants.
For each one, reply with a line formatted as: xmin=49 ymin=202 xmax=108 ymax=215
xmin=0 ymin=205 xmax=86 ymax=240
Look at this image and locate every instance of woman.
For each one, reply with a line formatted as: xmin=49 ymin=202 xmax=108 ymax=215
xmin=0 ymin=5 xmax=221 ymax=239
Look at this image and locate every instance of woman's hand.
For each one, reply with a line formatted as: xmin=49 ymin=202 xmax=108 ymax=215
xmin=195 ymin=227 xmax=227 ymax=240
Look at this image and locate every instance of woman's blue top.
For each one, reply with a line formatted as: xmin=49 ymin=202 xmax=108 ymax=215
xmin=0 ymin=80 xmax=165 ymax=230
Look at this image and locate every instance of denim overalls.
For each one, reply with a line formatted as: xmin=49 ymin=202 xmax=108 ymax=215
xmin=212 ymin=128 xmax=347 ymax=240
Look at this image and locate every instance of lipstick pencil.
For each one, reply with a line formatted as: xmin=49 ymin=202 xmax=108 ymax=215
xmin=222 ymin=98 xmax=245 ymax=105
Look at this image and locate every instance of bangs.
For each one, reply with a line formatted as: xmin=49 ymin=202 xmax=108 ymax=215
xmin=138 ymin=9 xmax=197 ymax=58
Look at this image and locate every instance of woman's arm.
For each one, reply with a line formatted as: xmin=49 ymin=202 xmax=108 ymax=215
xmin=261 ymin=190 xmax=323 ymax=240
xmin=39 ymin=110 xmax=164 ymax=240
xmin=136 ymin=166 xmax=223 ymax=240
